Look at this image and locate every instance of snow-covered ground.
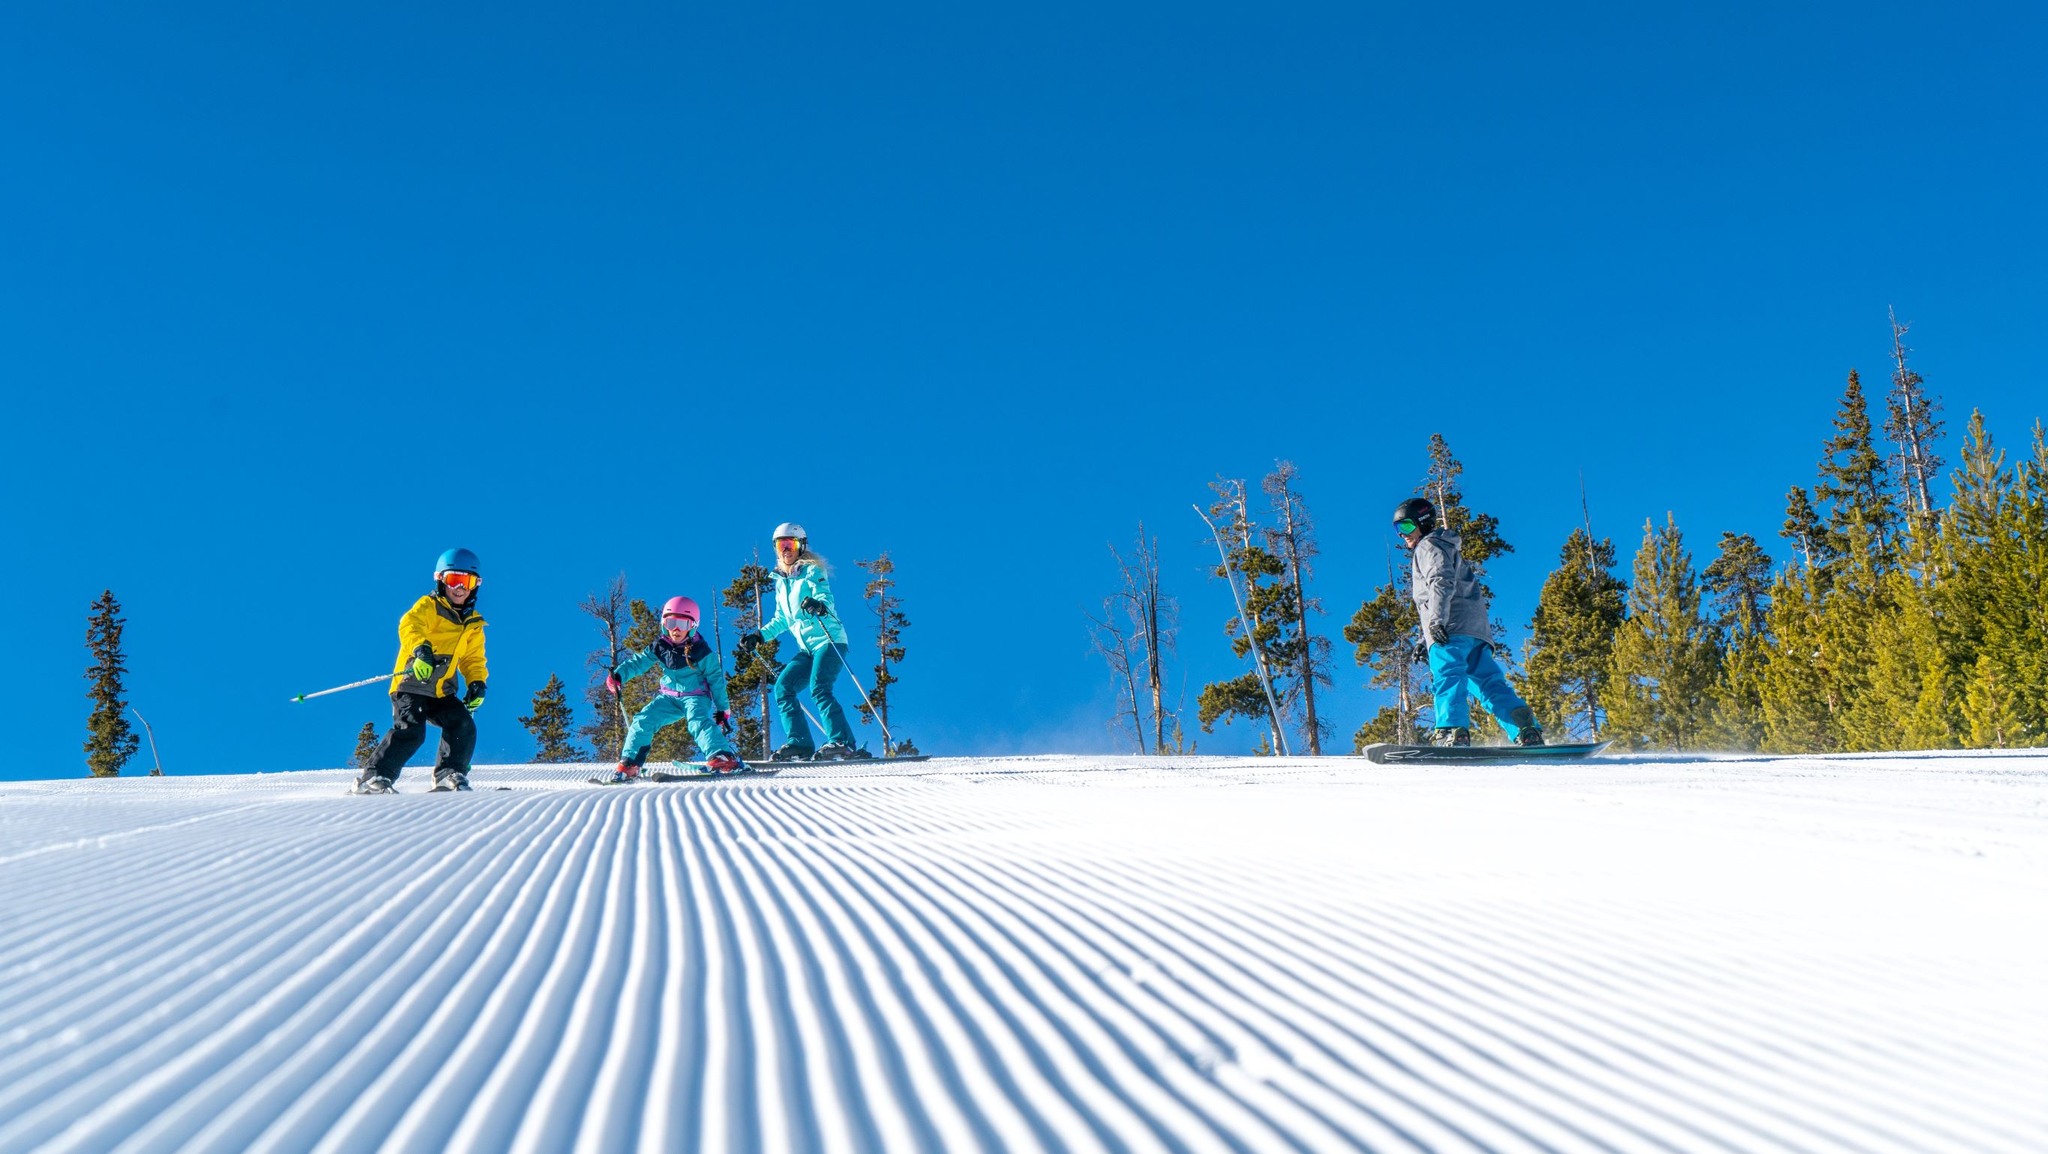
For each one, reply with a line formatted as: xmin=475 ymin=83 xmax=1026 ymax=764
xmin=2 ymin=752 xmax=2044 ymax=1153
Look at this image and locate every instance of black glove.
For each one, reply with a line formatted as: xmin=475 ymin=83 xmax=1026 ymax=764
xmin=1412 ymin=641 xmax=1430 ymax=666
xmin=410 ymin=644 xmax=436 ymax=681
xmin=801 ymin=597 xmax=830 ymax=618
xmin=738 ymin=631 xmax=764 ymax=651
xmin=714 ymin=709 xmax=733 ymax=734
xmin=463 ymin=680 xmax=486 ymax=712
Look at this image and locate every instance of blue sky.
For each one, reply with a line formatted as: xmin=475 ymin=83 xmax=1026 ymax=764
xmin=5 ymin=1 xmax=2045 ymax=778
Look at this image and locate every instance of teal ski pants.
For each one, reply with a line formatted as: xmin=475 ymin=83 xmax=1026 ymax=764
xmin=775 ymin=643 xmax=856 ymax=754
xmin=1428 ymin=635 xmax=1535 ymax=738
xmin=623 ymin=692 xmax=733 ymax=764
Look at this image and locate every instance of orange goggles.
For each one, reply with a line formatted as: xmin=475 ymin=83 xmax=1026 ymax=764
xmin=439 ymin=571 xmax=479 ymax=591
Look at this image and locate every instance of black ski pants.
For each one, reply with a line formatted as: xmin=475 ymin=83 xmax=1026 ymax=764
xmin=367 ymin=691 xmax=475 ymax=781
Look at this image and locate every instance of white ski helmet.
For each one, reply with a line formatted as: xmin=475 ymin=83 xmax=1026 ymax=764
xmin=772 ymin=522 xmax=807 ymax=541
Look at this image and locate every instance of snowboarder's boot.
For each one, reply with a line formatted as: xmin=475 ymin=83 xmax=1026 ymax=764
xmin=771 ymin=742 xmax=812 ymax=762
xmin=351 ymin=776 xmax=396 ymax=795
xmin=1506 ymin=706 xmax=1546 ymax=746
xmin=705 ymin=751 xmax=745 ymax=775
xmin=1430 ymin=727 xmax=1472 ymax=748
xmin=431 ymin=771 xmax=472 ymax=792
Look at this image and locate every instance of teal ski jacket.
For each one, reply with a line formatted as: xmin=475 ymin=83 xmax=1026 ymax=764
xmin=614 ymin=631 xmax=732 ymax=712
xmin=759 ymin=562 xmax=849 ymax=652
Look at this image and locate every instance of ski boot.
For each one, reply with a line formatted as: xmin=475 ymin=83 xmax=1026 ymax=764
xmin=705 ymin=751 xmax=745 ymax=775
xmin=601 ymin=762 xmax=641 ymax=785
xmin=770 ymin=742 xmax=812 ymax=762
xmin=431 ymin=771 xmax=472 ymax=792
xmin=812 ymin=743 xmax=869 ymax=761
xmin=350 ymin=775 xmax=396 ymax=795
xmin=1429 ymin=727 xmax=1472 ymax=748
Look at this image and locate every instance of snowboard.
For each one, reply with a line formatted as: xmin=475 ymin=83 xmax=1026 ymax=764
xmin=1362 ymin=740 xmax=1611 ymax=765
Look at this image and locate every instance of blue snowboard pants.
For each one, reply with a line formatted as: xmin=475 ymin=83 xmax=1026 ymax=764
xmin=622 ymin=692 xmax=734 ymax=765
xmin=775 ymin=643 xmax=856 ymax=754
xmin=1428 ymin=634 xmax=1535 ymax=739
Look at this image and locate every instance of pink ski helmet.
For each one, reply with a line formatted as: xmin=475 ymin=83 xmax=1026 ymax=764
xmin=660 ymin=596 xmax=700 ymax=631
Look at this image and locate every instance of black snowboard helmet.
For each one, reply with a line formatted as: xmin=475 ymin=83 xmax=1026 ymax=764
xmin=1393 ymin=497 xmax=1437 ymax=537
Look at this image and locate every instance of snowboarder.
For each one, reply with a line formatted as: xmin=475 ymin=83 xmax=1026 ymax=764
xmin=1395 ymin=498 xmax=1546 ymax=747
xmin=737 ymin=522 xmax=871 ymax=761
xmin=601 ymin=596 xmax=744 ymax=782
xmin=354 ymin=548 xmax=489 ymax=793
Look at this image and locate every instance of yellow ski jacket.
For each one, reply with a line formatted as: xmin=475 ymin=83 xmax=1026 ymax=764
xmin=387 ymin=593 xmax=489 ymax=697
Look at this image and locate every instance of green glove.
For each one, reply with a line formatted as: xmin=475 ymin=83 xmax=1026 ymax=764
xmin=410 ymin=644 xmax=436 ymax=681
xmin=464 ymin=680 xmax=486 ymax=712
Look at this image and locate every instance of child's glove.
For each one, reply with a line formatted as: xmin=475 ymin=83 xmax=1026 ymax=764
xmin=714 ymin=709 xmax=733 ymax=734
xmin=1411 ymin=641 xmax=1430 ymax=666
xmin=410 ymin=645 xmax=436 ymax=681
xmin=463 ymin=681 xmax=486 ymax=712
xmin=605 ymin=671 xmax=623 ymax=695
xmin=800 ymin=597 xmax=830 ymax=617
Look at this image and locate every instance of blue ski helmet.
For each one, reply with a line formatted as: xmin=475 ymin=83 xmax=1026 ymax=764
xmin=435 ymin=547 xmax=481 ymax=576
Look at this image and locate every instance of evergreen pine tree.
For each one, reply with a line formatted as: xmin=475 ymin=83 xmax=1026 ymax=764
xmin=1262 ymin=461 xmax=1334 ymax=754
xmin=721 ymin=554 xmax=781 ymax=760
xmin=352 ymin=722 xmax=379 ymax=769
xmin=1605 ymin=516 xmax=1721 ymax=750
xmin=1343 ymin=553 xmax=1424 ymax=749
xmin=1758 ymin=564 xmax=1842 ymax=752
xmin=1702 ymin=532 xmax=1776 ymax=749
xmin=1518 ymin=528 xmax=1627 ymax=740
xmin=83 ymin=590 xmax=139 ymax=778
xmin=1780 ymin=486 xmax=1830 ymax=570
xmin=1814 ymin=369 xmax=1898 ymax=567
xmin=518 ymin=673 xmax=586 ymax=762
xmin=855 ymin=552 xmax=910 ymax=754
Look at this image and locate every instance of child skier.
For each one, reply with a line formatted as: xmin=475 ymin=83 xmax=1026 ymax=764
xmin=737 ymin=522 xmax=870 ymax=761
xmin=602 ymin=596 xmax=744 ymax=781
xmin=1395 ymin=498 xmax=1546 ymax=747
xmin=354 ymin=548 xmax=489 ymax=794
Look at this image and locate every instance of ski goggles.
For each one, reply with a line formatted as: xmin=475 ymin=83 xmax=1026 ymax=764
xmin=1394 ymin=519 xmax=1421 ymax=535
xmin=662 ymin=614 xmax=696 ymax=633
xmin=439 ymin=571 xmax=479 ymax=591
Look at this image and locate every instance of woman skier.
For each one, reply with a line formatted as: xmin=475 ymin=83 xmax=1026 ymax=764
xmin=354 ymin=548 xmax=490 ymax=794
xmin=603 ymin=596 xmax=744 ymax=781
xmin=1395 ymin=497 xmax=1546 ymax=747
xmin=738 ymin=522 xmax=870 ymax=761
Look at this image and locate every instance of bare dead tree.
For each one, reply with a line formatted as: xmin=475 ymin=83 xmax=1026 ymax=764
xmin=1087 ymin=592 xmax=1148 ymax=752
xmin=1106 ymin=525 xmax=1180 ymax=754
xmin=578 ymin=574 xmax=632 ymax=758
xmin=1263 ymin=461 xmax=1333 ymax=754
xmin=1886 ymin=307 xmax=1945 ymax=525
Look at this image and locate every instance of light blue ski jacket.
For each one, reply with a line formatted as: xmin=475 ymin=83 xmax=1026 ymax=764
xmin=759 ymin=562 xmax=849 ymax=652
xmin=614 ymin=631 xmax=732 ymax=713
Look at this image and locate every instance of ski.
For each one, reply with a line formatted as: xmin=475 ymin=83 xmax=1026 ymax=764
xmin=1362 ymin=741 xmax=1612 ymax=765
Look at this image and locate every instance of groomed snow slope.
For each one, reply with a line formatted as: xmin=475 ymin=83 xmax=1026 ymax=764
xmin=2 ymin=753 xmax=2044 ymax=1153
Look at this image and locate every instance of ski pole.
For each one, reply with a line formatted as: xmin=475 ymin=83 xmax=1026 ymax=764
xmin=813 ymin=608 xmax=895 ymax=754
xmin=288 ymin=674 xmax=392 ymax=703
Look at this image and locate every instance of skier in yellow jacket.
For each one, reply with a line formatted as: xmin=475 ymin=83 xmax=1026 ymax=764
xmin=353 ymin=548 xmax=489 ymax=794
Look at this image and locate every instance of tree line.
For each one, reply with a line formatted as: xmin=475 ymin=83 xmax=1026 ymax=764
xmin=1094 ymin=317 xmax=2048 ymax=753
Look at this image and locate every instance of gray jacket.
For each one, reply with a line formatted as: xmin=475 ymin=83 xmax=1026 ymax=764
xmin=1409 ymin=530 xmax=1490 ymax=645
